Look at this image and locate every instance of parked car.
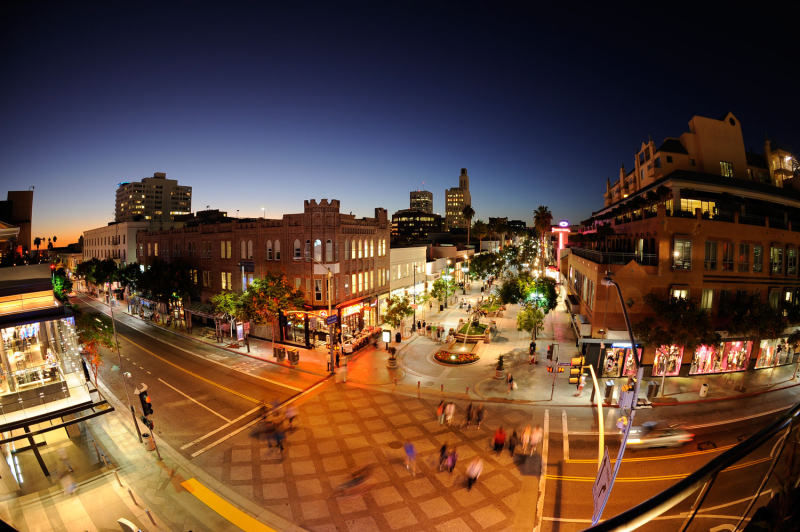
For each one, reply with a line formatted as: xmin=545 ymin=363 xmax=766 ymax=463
xmin=627 ymin=421 xmax=694 ymax=449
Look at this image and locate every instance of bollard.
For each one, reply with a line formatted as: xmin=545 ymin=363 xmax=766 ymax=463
xmin=114 ymin=470 xmax=123 ymax=487
xmin=145 ymin=509 xmax=157 ymax=526
xmin=417 ymin=381 xmax=421 ymax=398
xmin=127 ymin=488 xmax=138 ymax=506
xmin=441 ymin=384 xmax=444 ymax=392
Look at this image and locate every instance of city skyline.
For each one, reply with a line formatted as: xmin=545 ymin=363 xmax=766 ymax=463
xmin=2 ymin=2 xmax=799 ymax=244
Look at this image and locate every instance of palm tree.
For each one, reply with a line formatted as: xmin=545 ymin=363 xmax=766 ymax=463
xmin=33 ymin=236 xmax=42 ymax=255
xmin=472 ymin=220 xmax=488 ymax=250
xmin=462 ymin=205 xmax=475 ymax=246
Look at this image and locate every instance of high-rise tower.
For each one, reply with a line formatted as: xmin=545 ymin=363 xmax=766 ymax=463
xmin=445 ymin=168 xmax=472 ymax=230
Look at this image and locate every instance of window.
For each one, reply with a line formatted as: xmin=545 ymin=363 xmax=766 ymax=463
xmin=305 ymin=240 xmax=311 ymax=260
xmin=295 ymin=277 xmax=301 ymax=289
xmin=363 ymin=239 xmax=368 ymax=258
xmin=247 ymin=240 xmax=253 ymax=259
xmin=221 ymin=272 xmax=232 ymax=290
xmin=680 ymin=199 xmax=716 ymax=218
xmin=753 ymin=245 xmax=763 ymax=273
xmin=274 ymin=240 xmax=280 ymax=260
xmin=293 ymin=239 xmax=301 ymax=259
xmin=370 ymin=239 xmax=374 ymax=258
xmin=671 ymin=287 xmax=689 ymax=300
xmin=351 ymin=274 xmax=357 ymax=293
xmin=701 ymin=289 xmax=713 ymax=311
xmin=314 ymin=279 xmax=323 ymax=301
xmin=666 ymin=155 xmax=673 ymax=163
xmin=154 ymin=242 xmax=159 ymax=256
xmin=351 ymin=239 xmax=356 ymax=259
xmin=720 ymin=161 xmax=734 ymax=177
xmin=190 ymin=269 xmax=198 ymax=284
xmin=654 ymin=157 xmax=661 ymax=169
xmin=673 ymin=238 xmax=692 ymax=270
xmin=202 ymin=271 xmax=210 ymax=287
xmin=241 ymin=240 xmax=246 ymax=259
xmin=704 ymin=241 xmax=718 ymax=271
xmin=221 ymin=240 xmax=231 ymax=259
xmin=370 ymin=271 xmax=374 ymax=290
xmin=314 ymin=239 xmax=322 ymax=262
xmin=738 ymin=243 xmax=750 ymax=272
xmin=722 ymin=242 xmax=734 ymax=271
xmin=788 ymin=247 xmax=797 ymax=276
xmin=147 ymin=242 xmax=151 ymax=256
xmin=358 ymin=272 xmax=363 ymax=292
xmin=267 ymin=240 xmax=273 ymax=260
xmin=325 ymin=239 xmax=333 ymax=262
xmin=345 ymin=239 xmax=350 ymax=259
xmin=770 ymin=246 xmax=784 ymax=274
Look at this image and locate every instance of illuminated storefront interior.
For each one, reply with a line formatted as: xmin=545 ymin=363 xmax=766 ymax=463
xmin=600 ymin=343 xmax=642 ymax=378
xmin=652 ymin=344 xmax=683 ymax=376
xmin=755 ymin=338 xmax=793 ymax=369
xmin=689 ymin=341 xmax=751 ymax=375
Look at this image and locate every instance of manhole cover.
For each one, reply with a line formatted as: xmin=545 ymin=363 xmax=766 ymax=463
xmin=388 ymin=441 xmax=403 ymax=449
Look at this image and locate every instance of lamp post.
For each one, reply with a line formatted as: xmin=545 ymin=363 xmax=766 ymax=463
xmin=312 ymin=257 xmax=335 ymax=374
xmin=411 ymin=263 xmax=417 ymax=332
xmin=593 ymin=273 xmax=642 ymax=526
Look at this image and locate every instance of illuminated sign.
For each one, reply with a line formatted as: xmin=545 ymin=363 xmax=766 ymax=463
xmin=342 ymin=303 xmax=364 ymax=317
xmin=558 ymin=220 xmax=569 ymax=227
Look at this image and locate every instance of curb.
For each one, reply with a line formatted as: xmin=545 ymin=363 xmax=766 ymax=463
xmin=650 ymin=380 xmax=800 ymax=407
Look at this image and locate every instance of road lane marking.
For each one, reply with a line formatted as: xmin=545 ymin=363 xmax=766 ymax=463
xmin=180 ymin=477 xmax=275 ymax=532
xmin=158 ymin=378 xmax=231 ymax=422
xmin=533 ymin=409 xmax=549 ymax=532
xmin=81 ymin=298 xmax=304 ymax=393
xmin=544 ymin=514 xmax=749 ymax=523
xmin=567 ymin=444 xmax=735 ymax=463
xmin=547 ymin=456 xmax=771 ymax=482
xmin=118 ymin=334 xmax=262 ymax=404
xmin=191 ymin=413 xmax=264 ymax=458
xmin=180 ymin=406 xmax=262 ymax=450
xmin=562 ymin=409 xmax=569 ymax=461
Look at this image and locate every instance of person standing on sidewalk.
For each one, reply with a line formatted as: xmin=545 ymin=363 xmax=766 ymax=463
xmin=465 ymin=403 xmax=473 ymax=428
xmin=508 ymin=429 xmax=519 ymax=456
xmin=404 ymin=441 xmax=417 ymax=476
xmin=476 ymin=404 xmax=485 ymax=428
xmin=466 ymin=457 xmax=483 ymax=490
xmin=492 ymin=426 xmax=506 ymax=454
xmin=437 ymin=401 xmax=445 ymax=425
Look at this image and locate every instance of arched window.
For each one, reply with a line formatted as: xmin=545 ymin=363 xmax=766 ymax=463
xmin=370 ymin=239 xmax=374 ymax=258
xmin=325 ymin=239 xmax=333 ymax=262
xmin=241 ymin=240 xmax=247 ymax=259
xmin=314 ymin=239 xmax=322 ymax=262
xmin=357 ymin=239 xmax=362 ymax=258
xmin=351 ymin=239 xmax=357 ymax=259
xmin=247 ymin=240 xmax=253 ymax=259
xmin=293 ymin=239 xmax=301 ymax=259
xmin=274 ymin=240 xmax=281 ymax=260
xmin=363 ymin=239 xmax=368 ymax=258
xmin=305 ymin=239 xmax=311 ymax=260
xmin=266 ymin=240 xmax=273 ymax=260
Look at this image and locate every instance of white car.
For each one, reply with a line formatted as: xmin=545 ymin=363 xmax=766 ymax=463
xmin=627 ymin=421 xmax=694 ymax=449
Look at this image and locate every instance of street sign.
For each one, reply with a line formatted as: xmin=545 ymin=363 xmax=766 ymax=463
xmin=557 ymin=362 xmax=571 ymax=367
xmin=592 ymin=448 xmax=613 ymax=525
xmin=326 ymin=315 xmax=338 ymax=325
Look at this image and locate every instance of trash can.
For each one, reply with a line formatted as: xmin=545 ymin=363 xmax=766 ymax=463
xmin=439 ymin=304 xmax=444 ymax=311
xmin=274 ymin=346 xmax=286 ymax=362
xmin=142 ymin=432 xmax=155 ymax=451
xmin=287 ymin=348 xmax=299 ymax=365
xmin=395 ymin=332 xmax=401 ymax=343
xmin=604 ymin=380 xmax=615 ymax=403
xmin=699 ymin=383 xmax=709 ymax=398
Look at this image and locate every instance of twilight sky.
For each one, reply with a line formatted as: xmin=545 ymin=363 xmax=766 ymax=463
xmin=2 ymin=1 xmax=799 ymax=244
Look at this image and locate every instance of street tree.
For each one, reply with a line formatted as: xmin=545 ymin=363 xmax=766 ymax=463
xmin=382 ymin=295 xmax=414 ymax=332
xmin=517 ymin=304 xmax=545 ymax=339
xmin=634 ymin=294 xmax=720 ymax=353
xmin=469 ymin=252 xmax=502 ymax=280
xmin=726 ymin=292 xmax=786 ymax=340
xmin=241 ymin=273 xmax=305 ymax=348
xmin=211 ymin=291 xmax=244 ymax=321
xmin=75 ymin=310 xmax=114 ymax=386
xmin=431 ymin=277 xmax=456 ymax=305
xmin=462 ymin=204 xmax=475 ymax=246
xmin=472 ymin=220 xmax=488 ymax=250
xmin=533 ymin=205 xmax=553 ymax=268
xmin=52 ymin=267 xmax=73 ymax=302
xmin=116 ymin=262 xmax=143 ymax=294
xmin=496 ymin=274 xmax=527 ymax=304
xmin=527 ymin=276 xmax=558 ymax=314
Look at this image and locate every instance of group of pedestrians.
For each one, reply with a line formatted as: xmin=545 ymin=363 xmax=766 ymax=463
xmin=491 ymin=424 xmax=542 ymax=456
xmin=253 ymin=404 xmax=299 ymax=457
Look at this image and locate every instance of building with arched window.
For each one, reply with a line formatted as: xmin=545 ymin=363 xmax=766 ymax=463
xmin=137 ymin=199 xmax=391 ymax=350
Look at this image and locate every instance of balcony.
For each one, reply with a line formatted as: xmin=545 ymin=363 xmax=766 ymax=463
xmin=569 ymin=246 xmax=658 ymax=266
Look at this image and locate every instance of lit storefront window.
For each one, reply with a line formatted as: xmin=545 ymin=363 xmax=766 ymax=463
xmin=601 ymin=344 xmax=642 ymax=378
xmin=755 ymin=338 xmax=793 ymax=368
xmin=689 ymin=341 xmax=751 ymax=374
xmin=652 ymin=345 xmax=683 ymax=376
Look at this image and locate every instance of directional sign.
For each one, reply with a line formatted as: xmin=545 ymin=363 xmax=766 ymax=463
xmin=326 ymin=315 xmax=338 ymax=325
xmin=592 ymin=448 xmax=613 ymax=525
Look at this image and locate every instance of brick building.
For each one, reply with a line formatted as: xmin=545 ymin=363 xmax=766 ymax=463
xmin=563 ymin=112 xmax=800 ymax=381
xmin=137 ymin=199 xmax=390 ymax=348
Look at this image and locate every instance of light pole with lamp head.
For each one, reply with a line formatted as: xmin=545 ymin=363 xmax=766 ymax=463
xmin=592 ymin=273 xmax=643 ymax=525
xmin=312 ymin=255 xmax=335 ymax=374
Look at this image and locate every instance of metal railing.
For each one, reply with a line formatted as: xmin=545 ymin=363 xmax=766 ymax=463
xmin=586 ymin=401 xmax=800 ymax=531
xmin=569 ymin=247 xmax=658 ymax=266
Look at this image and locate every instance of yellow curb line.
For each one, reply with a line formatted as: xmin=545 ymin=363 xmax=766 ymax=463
xmin=566 ymin=444 xmax=735 ymax=463
xmin=547 ymin=456 xmax=771 ymax=482
xmin=181 ymin=478 xmax=276 ymax=531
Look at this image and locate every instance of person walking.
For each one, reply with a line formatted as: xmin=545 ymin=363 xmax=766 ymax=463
xmin=506 ymin=373 xmax=514 ymax=393
xmin=531 ymin=424 xmax=543 ymax=455
xmin=285 ymin=405 xmax=298 ymax=429
xmin=476 ymin=405 xmax=485 ymax=428
xmin=575 ymin=373 xmax=587 ymax=397
xmin=437 ymin=400 xmax=445 ymax=425
xmin=274 ymin=422 xmax=286 ymax=456
xmin=492 ymin=426 xmax=506 ymax=454
xmin=404 ymin=441 xmax=417 ymax=476
xmin=466 ymin=457 xmax=483 ymax=490
xmin=446 ymin=446 xmax=457 ymax=473
xmin=521 ymin=424 xmax=532 ymax=454
xmin=438 ymin=443 xmax=449 ymax=472
xmin=465 ymin=403 xmax=473 ymax=428
xmin=508 ymin=430 xmax=519 ymax=456
xmin=445 ymin=401 xmax=455 ymax=426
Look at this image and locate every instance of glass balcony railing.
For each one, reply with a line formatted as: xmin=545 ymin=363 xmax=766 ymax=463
xmin=568 ymin=247 xmax=658 ymax=266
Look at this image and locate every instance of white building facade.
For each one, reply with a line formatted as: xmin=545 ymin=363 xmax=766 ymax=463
xmin=82 ymin=221 xmax=151 ymax=264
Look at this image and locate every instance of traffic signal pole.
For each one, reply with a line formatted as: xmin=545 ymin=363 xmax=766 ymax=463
xmin=108 ymin=291 xmax=143 ymax=443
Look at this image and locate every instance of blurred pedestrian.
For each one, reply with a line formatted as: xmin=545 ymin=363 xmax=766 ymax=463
xmin=274 ymin=422 xmax=286 ymax=455
xmin=445 ymin=401 xmax=455 ymax=425
xmin=465 ymin=403 xmax=473 ymax=427
xmin=446 ymin=447 xmax=457 ymax=473
xmin=285 ymin=405 xmax=298 ymax=429
xmin=575 ymin=373 xmax=587 ymax=396
xmin=437 ymin=400 xmax=445 ymax=425
xmin=404 ymin=441 xmax=417 ymax=476
xmin=506 ymin=373 xmax=514 ymax=393
xmin=476 ymin=405 xmax=485 ymax=428
xmin=492 ymin=426 xmax=506 ymax=454
xmin=466 ymin=457 xmax=483 ymax=490
xmin=438 ymin=443 xmax=448 ymax=471
xmin=521 ymin=424 xmax=532 ymax=454
xmin=508 ymin=430 xmax=519 ymax=456
xmin=531 ymin=424 xmax=543 ymax=455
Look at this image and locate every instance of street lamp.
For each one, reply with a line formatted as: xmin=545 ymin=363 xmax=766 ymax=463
xmin=411 ymin=263 xmax=417 ymax=332
xmin=312 ymin=256 xmax=335 ymax=374
xmin=593 ymin=273 xmax=643 ymax=526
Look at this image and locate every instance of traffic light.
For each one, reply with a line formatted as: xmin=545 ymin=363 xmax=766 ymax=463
xmin=569 ymin=356 xmax=585 ymax=385
xmin=138 ymin=389 xmax=153 ymax=416
xmin=140 ymin=415 xmax=154 ymax=430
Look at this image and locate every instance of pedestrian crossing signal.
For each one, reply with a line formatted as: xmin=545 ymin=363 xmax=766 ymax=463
xmin=569 ymin=356 xmax=585 ymax=385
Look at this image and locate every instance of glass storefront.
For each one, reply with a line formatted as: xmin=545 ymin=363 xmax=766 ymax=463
xmin=282 ymin=314 xmax=306 ymax=346
xmin=601 ymin=345 xmax=642 ymax=378
xmin=690 ymin=341 xmax=751 ymax=375
xmin=652 ymin=345 xmax=683 ymax=376
xmin=0 ymin=317 xmax=85 ymax=417
xmin=340 ymin=303 xmax=365 ymax=343
xmin=756 ymin=338 xmax=793 ymax=369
